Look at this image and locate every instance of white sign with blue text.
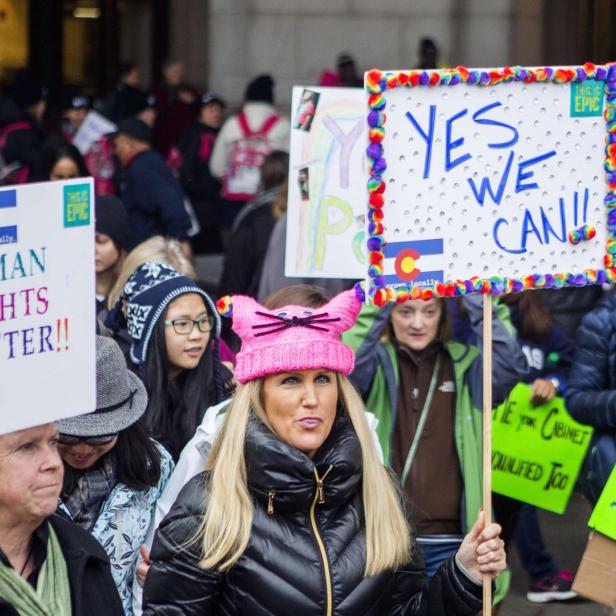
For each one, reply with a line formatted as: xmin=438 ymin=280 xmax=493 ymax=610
xmin=379 ymin=80 xmax=606 ymax=287
xmin=0 ymin=179 xmax=96 ymax=435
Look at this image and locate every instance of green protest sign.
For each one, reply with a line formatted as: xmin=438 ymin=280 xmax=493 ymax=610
xmin=492 ymin=383 xmax=593 ymax=514
xmin=588 ymin=464 xmax=616 ymax=540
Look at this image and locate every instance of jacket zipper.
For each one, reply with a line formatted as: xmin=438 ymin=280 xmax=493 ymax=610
xmin=310 ymin=465 xmax=333 ymax=616
xmin=267 ymin=490 xmax=275 ymax=515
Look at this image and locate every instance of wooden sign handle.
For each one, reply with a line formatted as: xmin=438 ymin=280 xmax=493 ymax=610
xmin=483 ymin=294 xmax=493 ymax=615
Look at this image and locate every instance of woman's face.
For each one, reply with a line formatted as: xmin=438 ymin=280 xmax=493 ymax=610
xmin=164 ymin=293 xmax=211 ymax=377
xmin=58 ymin=436 xmax=118 ymax=470
xmin=50 ymin=156 xmax=80 ymax=181
xmin=95 ymin=233 xmax=121 ymax=273
xmin=261 ymin=369 xmax=338 ymax=458
xmin=390 ymin=298 xmax=442 ymax=351
xmin=0 ymin=424 xmax=63 ymax=524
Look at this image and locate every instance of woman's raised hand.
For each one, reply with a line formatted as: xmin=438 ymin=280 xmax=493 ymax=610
xmin=455 ymin=510 xmax=506 ymax=582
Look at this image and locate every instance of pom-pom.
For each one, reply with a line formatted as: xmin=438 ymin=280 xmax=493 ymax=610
xmin=216 ymin=296 xmax=233 ymax=317
xmin=366 ymin=142 xmax=383 ymax=160
xmin=568 ymin=224 xmax=596 ymax=244
xmin=353 ymin=282 xmax=366 ymax=303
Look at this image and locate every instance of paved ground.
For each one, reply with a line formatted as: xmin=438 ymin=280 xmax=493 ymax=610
xmin=500 ymin=492 xmax=611 ymax=615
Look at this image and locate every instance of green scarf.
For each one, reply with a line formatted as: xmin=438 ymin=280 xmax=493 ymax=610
xmin=0 ymin=523 xmax=72 ymax=616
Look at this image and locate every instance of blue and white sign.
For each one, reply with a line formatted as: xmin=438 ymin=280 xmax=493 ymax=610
xmin=0 ymin=179 xmax=96 ymax=435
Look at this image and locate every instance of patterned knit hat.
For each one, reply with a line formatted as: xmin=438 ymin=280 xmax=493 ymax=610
xmin=217 ymin=288 xmax=361 ymax=383
xmin=116 ymin=261 xmax=220 ymax=365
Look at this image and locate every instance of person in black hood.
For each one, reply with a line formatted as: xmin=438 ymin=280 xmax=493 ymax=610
xmin=176 ymin=92 xmax=227 ymax=254
xmin=142 ymin=285 xmax=506 ymax=616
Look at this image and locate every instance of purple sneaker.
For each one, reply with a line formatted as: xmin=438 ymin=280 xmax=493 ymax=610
xmin=527 ymin=571 xmax=577 ymax=603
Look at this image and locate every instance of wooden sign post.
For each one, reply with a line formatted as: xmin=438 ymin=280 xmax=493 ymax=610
xmin=482 ymin=296 xmax=493 ymax=614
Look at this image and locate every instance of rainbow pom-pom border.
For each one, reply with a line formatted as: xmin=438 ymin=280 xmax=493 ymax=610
xmin=365 ymin=63 xmax=616 ymax=306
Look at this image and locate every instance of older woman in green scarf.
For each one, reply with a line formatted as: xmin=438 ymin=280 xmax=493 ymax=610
xmin=0 ymin=422 xmax=123 ymax=616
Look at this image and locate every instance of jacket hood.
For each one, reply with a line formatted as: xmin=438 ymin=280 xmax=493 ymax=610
xmin=244 ymin=412 xmax=363 ymax=513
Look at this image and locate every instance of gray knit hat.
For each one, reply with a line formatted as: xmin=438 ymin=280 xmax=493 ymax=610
xmin=56 ymin=336 xmax=148 ymax=436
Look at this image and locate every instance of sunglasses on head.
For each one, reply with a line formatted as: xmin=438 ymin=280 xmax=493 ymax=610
xmin=57 ymin=433 xmax=118 ymax=446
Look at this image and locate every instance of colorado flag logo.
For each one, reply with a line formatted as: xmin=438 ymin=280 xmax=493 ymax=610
xmin=382 ymin=239 xmax=444 ymax=286
xmin=0 ymin=189 xmax=18 ymax=245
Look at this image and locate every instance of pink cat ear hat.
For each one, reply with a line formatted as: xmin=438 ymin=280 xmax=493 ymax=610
xmin=217 ymin=289 xmax=362 ymax=383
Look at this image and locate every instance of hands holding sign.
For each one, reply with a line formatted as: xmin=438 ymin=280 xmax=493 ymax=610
xmin=456 ymin=511 xmax=507 ymax=582
xmin=531 ymin=377 xmax=558 ymax=407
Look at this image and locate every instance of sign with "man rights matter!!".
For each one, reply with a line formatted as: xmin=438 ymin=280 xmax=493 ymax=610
xmin=0 ymin=179 xmax=96 ymax=435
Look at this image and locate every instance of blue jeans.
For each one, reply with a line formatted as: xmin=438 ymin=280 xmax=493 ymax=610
xmin=513 ymin=504 xmax=557 ymax=581
xmin=416 ymin=536 xmax=463 ymax=578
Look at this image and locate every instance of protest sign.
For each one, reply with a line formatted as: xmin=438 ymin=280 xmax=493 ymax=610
xmin=73 ymin=110 xmax=116 ymax=155
xmin=492 ymin=383 xmax=593 ymax=513
xmin=0 ymin=179 xmax=96 ymax=435
xmin=286 ymin=86 xmax=365 ymax=279
xmin=588 ymin=463 xmax=616 ymax=540
xmin=364 ymin=64 xmax=616 ymax=305
xmin=572 ymin=531 xmax=616 ymax=607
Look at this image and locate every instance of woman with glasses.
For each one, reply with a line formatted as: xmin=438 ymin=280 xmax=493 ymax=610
xmin=106 ymin=261 xmax=232 ymax=461
xmin=56 ymin=336 xmax=174 ymax=615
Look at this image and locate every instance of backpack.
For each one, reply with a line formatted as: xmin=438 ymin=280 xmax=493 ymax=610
xmin=222 ymin=112 xmax=279 ymax=201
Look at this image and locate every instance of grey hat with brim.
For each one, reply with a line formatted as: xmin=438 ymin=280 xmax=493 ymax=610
xmin=56 ymin=336 xmax=148 ymax=437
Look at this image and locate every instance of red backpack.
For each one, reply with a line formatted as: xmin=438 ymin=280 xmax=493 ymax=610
xmin=222 ymin=112 xmax=279 ymax=201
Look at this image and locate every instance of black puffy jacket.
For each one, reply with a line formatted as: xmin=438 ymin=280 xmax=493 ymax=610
xmin=565 ymin=291 xmax=616 ymax=501
xmin=143 ymin=415 xmax=483 ymax=615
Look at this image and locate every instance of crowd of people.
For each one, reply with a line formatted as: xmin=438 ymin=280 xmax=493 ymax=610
xmin=0 ymin=46 xmax=615 ymax=615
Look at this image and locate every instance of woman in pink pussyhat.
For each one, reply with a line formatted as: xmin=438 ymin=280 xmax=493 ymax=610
xmin=142 ymin=285 xmax=506 ymax=615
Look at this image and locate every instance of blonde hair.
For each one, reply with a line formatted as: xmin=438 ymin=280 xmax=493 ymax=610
xmin=197 ymin=375 xmax=411 ymax=576
xmin=107 ymin=235 xmax=195 ymax=308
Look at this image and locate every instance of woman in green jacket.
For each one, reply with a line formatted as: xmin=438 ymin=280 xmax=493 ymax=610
xmin=343 ymin=294 xmax=526 ymax=597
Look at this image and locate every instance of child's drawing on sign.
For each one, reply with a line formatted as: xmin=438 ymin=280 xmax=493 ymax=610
xmin=286 ymin=87 xmax=366 ymax=279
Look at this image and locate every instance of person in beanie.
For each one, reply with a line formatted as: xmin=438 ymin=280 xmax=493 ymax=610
xmin=106 ymin=262 xmax=232 ymax=460
xmin=55 ymin=336 xmax=173 ymax=616
xmin=336 ymin=52 xmax=363 ymax=87
xmin=111 ymin=117 xmax=191 ymax=248
xmin=100 ymin=62 xmax=148 ymax=124
xmin=95 ymin=195 xmax=132 ymax=315
xmin=209 ymin=74 xmax=290 ymax=228
xmin=142 ymin=285 xmax=506 ymax=615
xmin=60 ymin=86 xmax=90 ymax=142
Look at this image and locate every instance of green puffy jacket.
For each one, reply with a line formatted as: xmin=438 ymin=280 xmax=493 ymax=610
xmin=343 ymin=295 xmax=527 ymax=602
